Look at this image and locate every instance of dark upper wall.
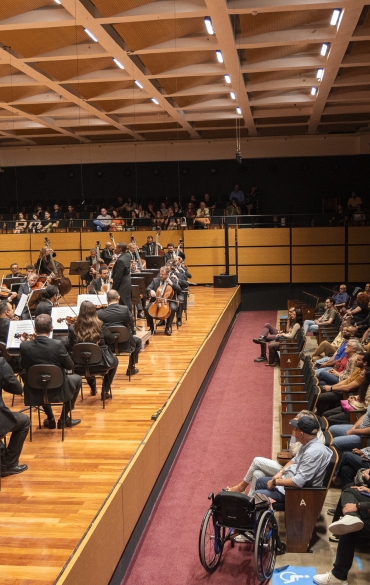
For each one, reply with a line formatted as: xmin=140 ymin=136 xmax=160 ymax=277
xmin=0 ymin=154 xmax=369 ymax=213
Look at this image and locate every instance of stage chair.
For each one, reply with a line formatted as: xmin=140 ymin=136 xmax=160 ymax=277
xmin=72 ymin=343 xmax=112 ymax=409
xmin=107 ymin=326 xmax=134 ymax=381
xmin=0 ymin=434 xmax=7 ymax=491
xmin=27 ymin=365 xmax=69 ymax=442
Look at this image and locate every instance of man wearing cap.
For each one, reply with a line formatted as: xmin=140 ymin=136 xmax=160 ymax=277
xmin=253 ymin=417 xmax=332 ymax=502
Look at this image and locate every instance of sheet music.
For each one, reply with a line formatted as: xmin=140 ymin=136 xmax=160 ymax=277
xmin=7 ymin=320 xmax=35 ymax=349
xmin=51 ymin=306 xmax=79 ymax=330
xmin=14 ymin=293 xmax=28 ymax=317
xmin=77 ymin=294 xmax=107 ymax=308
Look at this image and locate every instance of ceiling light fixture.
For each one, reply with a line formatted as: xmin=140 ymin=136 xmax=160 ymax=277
xmin=224 ymin=74 xmax=231 ymax=84
xmin=84 ymin=29 xmax=98 ymax=42
xmin=216 ymin=50 xmax=224 ymax=63
xmin=311 ymin=87 xmax=317 ymax=96
xmin=236 ymin=107 xmax=242 ymax=115
xmin=113 ymin=58 xmax=124 ymax=69
xmin=230 ymin=92 xmax=236 ymax=99
xmin=151 ymin=98 xmax=159 ymax=105
xmin=330 ymin=9 xmax=341 ymax=26
xmin=204 ymin=17 xmax=215 ymax=35
xmin=135 ymin=80 xmax=143 ymax=89
xmin=321 ymin=43 xmax=329 ymax=56
xmin=54 ymin=0 xmax=62 ymax=4
xmin=317 ymin=68 xmax=324 ymax=81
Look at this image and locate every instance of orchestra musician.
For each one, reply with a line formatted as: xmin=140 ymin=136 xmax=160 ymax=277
xmin=101 ymin=241 xmax=114 ymax=266
xmin=0 ymin=300 xmax=22 ymax=372
xmin=9 ymin=273 xmax=40 ymax=319
xmin=6 ymin=264 xmax=24 ymax=279
xmin=35 ymin=285 xmax=59 ymax=317
xmin=89 ymin=266 xmax=110 ymax=295
xmin=145 ymin=266 xmax=182 ymax=336
xmin=112 ymin=242 xmax=132 ymax=311
xmin=82 ymin=249 xmax=98 ymax=285
xmin=20 ymin=314 xmax=82 ymax=430
xmin=164 ymin=243 xmax=178 ymax=263
xmin=97 ymin=290 xmax=142 ymax=376
xmin=142 ymin=235 xmax=163 ymax=256
xmin=35 ymin=246 xmax=56 ymax=275
xmin=166 ymin=260 xmax=188 ymax=327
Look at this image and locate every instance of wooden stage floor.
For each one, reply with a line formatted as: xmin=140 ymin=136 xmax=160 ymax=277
xmin=0 ymin=286 xmax=240 ymax=585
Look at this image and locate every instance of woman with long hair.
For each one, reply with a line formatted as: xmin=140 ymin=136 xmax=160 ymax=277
xmin=13 ymin=212 xmax=28 ymax=234
xmin=68 ymin=301 xmax=118 ymax=399
xmin=110 ymin=209 xmax=125 ymax=232
xmin=323 ymin=364 xmax=370 ymax=426
xmin=35 ymin=245 xmax=57 ymax=275
xmin=266 ymin=307 xmax=304 ymax=366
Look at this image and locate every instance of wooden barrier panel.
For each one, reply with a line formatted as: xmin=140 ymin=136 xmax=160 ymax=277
xmin=348 ymin=245 xmax=370 ymax=264
xmin=348 ymin=226 xmax=370 ymax=245
xmin=190 ymin=266 xmax=236 ymax=283
xmin=292 ymin=227 xmax=344 ymax=246
xmin=348 ymin=265 xmax=370 ymax=282
xmin=238 ymin=265 xmax=290 ymax=283
xmin=238 ymin=228 xmax=290 ymax=247
xmin=238 ymin=247 xmax=290 ymax=265
xmin=292 ymin=265 xmax=345 ymax=282
xmin=292 ymin=246 xmax=344 ymax=265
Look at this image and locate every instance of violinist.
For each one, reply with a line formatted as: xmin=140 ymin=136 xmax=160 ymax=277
xmin=89 ymin=267 xmax=110 ymax=295
xmin=10 ymin=273 xmax=39 ymax=320
xmin=6 ymin=264 xmax=24 ymax=279
xmin=35 ymin=285 xmax=59 ymax=317
xmin=35 ymin=246 xmax=56 ymax=275
xmin=145 ymin=266 xmax=182 ymax=336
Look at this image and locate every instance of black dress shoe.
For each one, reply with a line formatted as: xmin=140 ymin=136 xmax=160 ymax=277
xmin=254 ymin=356 xmax=267 ymax=362
xmin=100 ymin=391 xmax=112 ymax=401
xmin=157 ymin=320 xmax=166 ymax=326
xmin=177 ymin=320 xmax=182 ymax=327
xmin=57 ymin=417 xmax=81 ymax=428
xmin=138 ymin=312 xmax=145 ymax=319
xmin=253 ymin=336 xmax=267 ymax=345
xmin=126 ymin=368 xmax=139 ymax=376
xmin=1 ymin=464 xmax=28 ymax=477
xmin=43 ymin=418 xmax=56 ymax=429
xmin=165 ymin=328 xmax=172 ymax=336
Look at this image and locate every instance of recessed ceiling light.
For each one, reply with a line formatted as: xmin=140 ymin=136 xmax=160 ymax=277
xmin=224 ymin=74 xmax=231 ymax=84
xmin=113 ymin=58 xmax=124 ymax=69
xmin=135 ymin=80 xmax=143 ymax=89
xmin=216 ymin=51 xmax=224 ymax=63
xmin=151 ymin=98 xmax=159 ymax=105
xmin=204 ymin=17 xmax=215 ymax=35
xmin=230 ymin=92 xmax=236 ymax=99
xmin=330 ymin=9 xmax=341 ymax=26
xmin=317 ymin=68 xmax=324 ymax=81
xmin=84 ymin=29 xmax=98 ymax=42
xmin=311 ymin=87 xmax=317 ymax=96
xmin=236 ymin=107 xmax=242 ymax=115
xmin=54 ymin=0 xmax=62 ymax=4
xmin=321 ymin=43 xmax=329 ymax=56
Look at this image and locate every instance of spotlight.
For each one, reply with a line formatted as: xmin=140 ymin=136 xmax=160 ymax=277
xmin=330 ymin=9 xmax=341 ymax=26
xmin=151 ymin=98 xmax=159 ymax=104
xmin=224 ymin=74 xmax=231 ymax=84
xmin=135 ymin=80 xmax=143 ymax=89
xmin=236 ymin=107 xmax=242 ymax=114
xmin=230 ymin=92 xmax=236 ymax=99
xmin=216 ymin=51 xmax=224 ymax=63
xmin=54 ymin=0 xmax=62 ymax=4
xmin=321 ymin=43 xmax=329 ymax=56
xmin=317 ymin=68 xmax=324 ymax=81
xmin=204 ymin=17 xmax=215 ymax=35
xmin=113 ymin=58 xmax=124 ymax=69
xmin=84 ymin=29 xmax=98 ymax=42
xmin=311 ymin=87 xmax=317 ymax=96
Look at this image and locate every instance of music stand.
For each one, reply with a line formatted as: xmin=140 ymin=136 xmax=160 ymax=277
xmin=3 ymin=277 xmax=24 ymax=288
xmin=69 ymin=261 xmax=90 ymax=294
xmin=145 ymin=256 xmax=165 ymax=269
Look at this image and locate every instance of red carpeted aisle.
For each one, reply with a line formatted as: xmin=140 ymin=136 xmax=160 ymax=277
xmin=122 ymin=311 xmax=276 ymax=585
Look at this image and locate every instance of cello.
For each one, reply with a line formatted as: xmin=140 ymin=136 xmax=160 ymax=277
xmin=44 ymin=237 xmax=72 ymax=296
xmin=148 ymin=278 xmax=174 ymax=321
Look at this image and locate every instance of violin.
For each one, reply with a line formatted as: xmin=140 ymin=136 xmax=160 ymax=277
xmin=0 ymin=285 xmax=12 ymax=298
xmin=57 ymin=316 xmax=77 ymax=325
xmin=14 ymin=332 xmax=36 ymax=341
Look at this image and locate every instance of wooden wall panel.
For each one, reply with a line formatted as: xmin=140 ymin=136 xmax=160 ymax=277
xmin=238 ymin=265 xmax=290 ymax=283
xmin=184 ymin=230 xmax=231 ymax=248
xmin=189 ymin=266 xmax=236 ymax=282
xmin=292 ymin=265 xmax=345 ymax=282
xmin=348 ymin=245 xmax=370 ymax=264
xmin=292 ymin=227 xmax=344 ymax=246
xmin=186 ymin=248 xmax=236 ymax=266
xmin=238 ymin=246 xmax=290 ymax=265
xmin=0 ymin=234 xmax=30 ymax=251
xmin=348 ymin=265 xmax=370 ymax=283
xmin=292 ymin=246 xmax=344 ymax=265
xmin=238 ymin=228 xmax=290 ymax=247
xmin=30 ymin=232 xmax=81 ymax=250
xmin=0 ymin=251 xmax=32 ymax=271
xmin=348 ymin=226 xmax=370 ymax=245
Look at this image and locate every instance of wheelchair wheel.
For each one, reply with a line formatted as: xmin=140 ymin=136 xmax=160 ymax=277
xmin=254 ymin=510 xmax=278 ymax=582
xmin=199 ymin=508 xmax=225 ymax=573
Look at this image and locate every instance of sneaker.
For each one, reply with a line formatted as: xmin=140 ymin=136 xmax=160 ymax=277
xmin=327 ymin=508 xmax=336 ymax=516
xmin=254 ymin=356 xmax=267 ymax=362
xmin=233 ymin=532 xmax=255 ymax=543
xmin=313 ymin=571 xmax=348 ymax=585
xmin=329 ymin=515 xmax=364 ymax=535
xmin=329 ymin=534 xmax=340 ymax=543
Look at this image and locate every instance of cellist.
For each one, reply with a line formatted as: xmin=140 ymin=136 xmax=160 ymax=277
xmin=145 ymin=266 xmax=182 ymax=336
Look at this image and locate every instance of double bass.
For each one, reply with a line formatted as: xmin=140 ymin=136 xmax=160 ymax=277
xmin=44 ymin=237 xmax=72 ymax=296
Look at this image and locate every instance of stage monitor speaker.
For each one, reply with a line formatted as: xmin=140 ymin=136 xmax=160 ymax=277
xmin=214 ymin=274 xmax=237 ymax=288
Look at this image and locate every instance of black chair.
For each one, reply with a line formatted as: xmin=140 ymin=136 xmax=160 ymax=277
xmin=0 ymin=434 xmax=8 ymax=490
xmin=0 ymin=343 xmax=24 ymax=407
xmin=107 ymin=326 xmax=134 ymax=381
xmin=72 ymin=343 xmax=112 ymax=409
xmin=27 ymin=365 xmax=67 ymax=441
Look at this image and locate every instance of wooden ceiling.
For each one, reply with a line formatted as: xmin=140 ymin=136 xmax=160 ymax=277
xmin=0 ymin=0 xmax=369 ymax=146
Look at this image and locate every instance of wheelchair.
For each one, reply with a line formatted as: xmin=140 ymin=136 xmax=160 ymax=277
xmin=199 ymin=491 xmax=280 ymax=581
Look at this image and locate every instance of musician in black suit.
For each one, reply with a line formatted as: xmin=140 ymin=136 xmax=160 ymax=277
xmin=167 ymin=261 xmax=188 ymax=327
xmin=101 ymin=241 xmax=114 ymax=266
xmin=142 ymin=235 xmax=163 ymax=256
xmin=20 ymin=314 xmax=82 ymax=429
xmin=112 ymin=242 xmax=132 ymax=311
xmin=35 ymin=285 xmax=59 ymax=317
xmin=82 ymin=249 xmax=98 ymax=285
xmin=9 ymin=273 xmax=39 ymax=320
xmin=0 ymin=357 xmax=29 ymax=477
xmin=89 ymin=267 xmax=110 ymax=295
xmin=145 ymin=266 xmax=182 ymax=336
xmin=98 ymin=290 xmax=142 ymax=375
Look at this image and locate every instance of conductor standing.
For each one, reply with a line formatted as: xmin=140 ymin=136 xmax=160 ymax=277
xmin=112 ymin=242 xmax=132 ymax=311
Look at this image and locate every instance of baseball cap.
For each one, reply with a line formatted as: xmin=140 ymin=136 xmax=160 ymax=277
xmin=289 ymin=416 xmax=319 ymax=436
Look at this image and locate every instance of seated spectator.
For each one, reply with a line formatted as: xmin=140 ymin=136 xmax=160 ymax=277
xmin=329 ymin=204 xmax=347 ymax=226
xmin=13 ymin=212 xmax=27 ymax=234
xmin=93 ymin=208 xmax=111 ymax=232
xmin=314 ymin=475 xmax=370 ymax=585
xmin=249 ymin=186 xmax=259 ymax=214
xmin=344 ymin=292 xmax=370 ymax=326
xmin=110 ymin=209 xmax=124 ymax=231
xmin=312 ymin=324 xmax=349 ymax=361
xmin=225 ymin=410 xmax=324 ymax=495
xmin=152 ymin=211 xmax=164 ymax=231
xmin=226 ymin=199 xmax=241 ymax=216
xmin=229 ymin=184 xmax=244 ymax=204
xmin=173 ymin=201 xmax=183 ymax=217
xmin=193 ymin=210 xmax=210 ymax=229
xmin=330 ymin=403 xmax=370 ymax=467
xmin=196 ymin=201 xmax=210 ymax=217
xmin=121 ymin=197 xmax=136 ymax=213
xmin=40 ymin=211 xmax=53 ymax=233
xmin=332 ymin=284 xmax=350 ymax=310
xmin=189 ymin=195 xmax=198 ymax=209
xmin=303 ymin=297 xmax=336 ymax=334
xmin=314 ymin=326 xmax=356 ymax=373
xmin=185 ymin=202 xmax=195 ymax=218
xmin=266 ymin=308 xmax=303 ymax=367
xmin=253 ymin=307 xmax=296 ymax=361
xmin=64 ymin=205 xmax=77 ymax=220
xmin=336 ymin=445 xmax=370 ymax=487
xmin=135 ymin=204 xmax=148 ymax=218
xmin=347 ymin=191 xmax=362 ymax=212
xmin=351 ymin=204 xmax=366 ymax=226
xmin=35 ymin=204 xmax=44 ymax=218
xmin=323 ymin=366 xmax=370 ymax=426
xmin=167 ymin=219 xmax=178 ymax=230
xmin=204 ymin=193 xmax=216 ymax=211
xmin=28 ymin=214 xmax=42 ymax=233
xmin=316 ymin=338 xmax=362 ymax=391
xmin=126 ymin=211 xmax=136 ymax=231
xmin=116 ymin=196 xmax=124 ymax=210
xmin=253 ymin=416 xmax=332 ymax=503
xmin=159 ymin=202 xmax=168 ymax=218
xmin=51 ymin=204 xmax=64 ymax=221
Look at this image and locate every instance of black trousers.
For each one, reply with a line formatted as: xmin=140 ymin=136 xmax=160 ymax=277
xmin=323 ymin=405 xmax=350 ymax=426
xmin=43 ymin=374 xmax=82 ymax=420
xmin=316 ymin=390 xmax=343 ymax=416
xmin=1 ymin=412 xmax=30 ymax=469
xmin=145 ymin=304 xmax=176 ymax=332
xmin=332 ymin=487 xmax=370 ymax=580
xmin=337 ymin=452 xmax=370 ymax=486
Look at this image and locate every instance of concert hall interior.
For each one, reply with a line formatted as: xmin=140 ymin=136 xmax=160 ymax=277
xmin=1 ymin=2 xmax=370 ymax=585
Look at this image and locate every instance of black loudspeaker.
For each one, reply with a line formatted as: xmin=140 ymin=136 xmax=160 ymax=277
xmin=214 ymin=274 xmax=238 ymax=288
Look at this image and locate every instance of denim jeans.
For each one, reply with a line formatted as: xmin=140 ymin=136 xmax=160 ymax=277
xmin=331 ymin=424 xmax=362 ymax=468
xmin=253 ymin=477 xmax=286 ymax=503
xmin=303 ymin=320 xmax=318 ymax=333
xmin=93 ymin=220 xmax=109 ymax=232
